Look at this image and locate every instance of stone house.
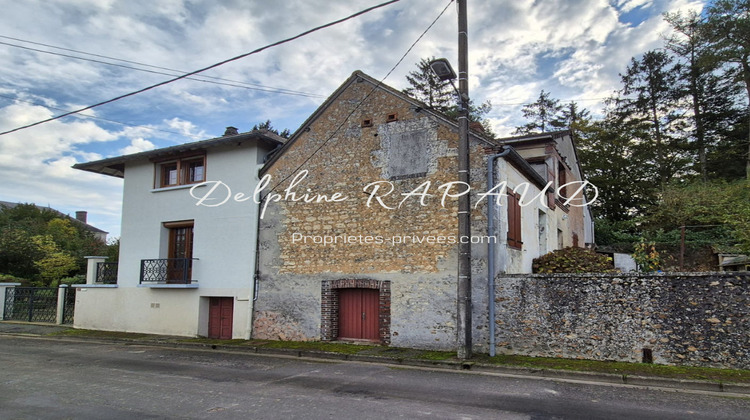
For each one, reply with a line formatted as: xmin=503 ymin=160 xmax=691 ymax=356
xmin=252 ymin=71 xmax=594 ymax=352
xmin=72 ymin=129 xmax=284 ymax=339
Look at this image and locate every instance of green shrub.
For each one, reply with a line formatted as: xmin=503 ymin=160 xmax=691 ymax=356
xmin=532 ymin=247 xmax=617 ymax=273
xmin=51 ymin=275 xmax=85 ymax=287
xmin=0 ymin=273 xmax=31 ymax=285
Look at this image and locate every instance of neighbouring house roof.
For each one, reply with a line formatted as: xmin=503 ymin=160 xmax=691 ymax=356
xmin=261 ymin=70 xmax=498 ymax=175
xmin=73 ymin=129 xmax=286 ymax=178
xmin=497 ymin=129 xmax=593 ymax=219
xmin=483 ymin=145 xmax=548 ymax=189
xmin=0 ymin=200 xmax=108 ymax=235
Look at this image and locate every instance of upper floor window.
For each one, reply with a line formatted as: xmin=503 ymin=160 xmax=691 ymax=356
xmin=156 ymin=155 xmax=206 ymax=188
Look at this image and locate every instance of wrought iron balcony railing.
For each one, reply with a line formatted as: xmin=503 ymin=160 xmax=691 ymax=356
xmin=140 ymin=258 xmax=197 ymax=284
xmin=96 ymin=262 xmax=119 ymax=284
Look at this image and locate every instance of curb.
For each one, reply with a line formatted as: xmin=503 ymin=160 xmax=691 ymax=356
xmin=2 ymin=330 xmax=749 ymax=396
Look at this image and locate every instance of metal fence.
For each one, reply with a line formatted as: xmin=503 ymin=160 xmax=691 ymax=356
xmin=62 ymin=287 xmax=75 ymax=324
xmin=3 ymin=287 xmax=58 ymax=323
xmin=96 ymin=262 xmax=118 ymax=284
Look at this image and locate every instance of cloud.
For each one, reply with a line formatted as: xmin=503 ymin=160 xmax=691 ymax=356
xmin=164 ymin=117 xmax=207 ymax=139
xmin=0 ymin=0 xmax=711 ymax=235
xmin=119 ymin=138 xmax=155 ymax=154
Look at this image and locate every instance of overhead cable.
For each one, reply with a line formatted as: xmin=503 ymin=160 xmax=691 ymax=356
xmin=0 ymin=0 xmax=400 ymax=137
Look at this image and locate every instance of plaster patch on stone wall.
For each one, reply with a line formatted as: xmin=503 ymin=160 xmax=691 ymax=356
xmin=253 ymin=310 xmax=312 ymax=341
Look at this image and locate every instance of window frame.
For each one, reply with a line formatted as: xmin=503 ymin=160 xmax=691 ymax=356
xmin=154 ymin=153 xmax=206 ymax=188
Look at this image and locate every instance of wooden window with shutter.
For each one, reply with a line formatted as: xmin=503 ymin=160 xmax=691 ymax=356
xmin=507 ymin=188 xmax=522 ymax=249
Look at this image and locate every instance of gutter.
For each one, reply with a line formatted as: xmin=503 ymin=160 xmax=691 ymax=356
xmin=486 ymin=146 xmax=511 ymax=357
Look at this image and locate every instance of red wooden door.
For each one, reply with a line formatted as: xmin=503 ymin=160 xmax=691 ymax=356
xmin=208 ymin=297 xmax=233 ymax=339
xmin=338 ymin=289 xmax=379 ymax=341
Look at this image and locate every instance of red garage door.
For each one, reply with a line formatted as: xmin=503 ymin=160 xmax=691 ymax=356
xmin=208 ymin=297 xmax=233 ymax=339
xmin=338 ymin=288 xmax=379 ymax=341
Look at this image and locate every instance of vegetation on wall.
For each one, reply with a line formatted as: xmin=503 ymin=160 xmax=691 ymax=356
xmin=532 ymin=247 xmax=617 ymax=274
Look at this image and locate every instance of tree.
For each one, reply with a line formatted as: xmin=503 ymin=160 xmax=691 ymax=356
xmin=576 ymin=115 xmax=657 ymax=222
xmin=0 ymin=204 xmax=111 ymax=281
xmin=252 ymin=119 xmax=291 ymax=138
xmin=515 ymin=90 xmax=565 ymax=134
xmin=614 ymin=50 xmax=689 ymax=186
xmin=642 ymin=180 xmax=750 ymax=254
xmin=664 ymin=10 xmax=742 ymax=182
xmin=704 ymin=0 xmax=750 ymax=179
xmin=32 ymin=235 xmax=77 ymax=286
xmin=559 ymin=101 xmax=591 ymax=140
xmin=402 ymin=57 xmax=496 ymax=136
xmin=0 ymin=228 xmax=42 ymax=279
xmin=402 ymin=57 xmax=454 ymax=113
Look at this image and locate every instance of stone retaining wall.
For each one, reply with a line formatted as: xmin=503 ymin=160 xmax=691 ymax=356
xmin=494 ymin=272 xmax=750 ymax=369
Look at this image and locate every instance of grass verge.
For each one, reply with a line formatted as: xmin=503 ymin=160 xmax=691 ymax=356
xmin=476 ymin=353 xmax=750 ymax=383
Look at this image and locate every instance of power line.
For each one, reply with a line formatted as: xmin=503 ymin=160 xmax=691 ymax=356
xmin=0 ymin=0 xmax=400 ymax=137
xmin=0 ymin=93 xmax=204 ymax=138
xmin=0 ymin=38 xmax=324 ymax=98
xmin=266 ymin=0 xmax=455 ymax=195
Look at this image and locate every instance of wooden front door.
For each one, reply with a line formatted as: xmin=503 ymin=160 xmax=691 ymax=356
xmin=338 ymin=288 xmax=379 ymax=341
xmin=208 ymin=297 xmax=233 ymax=339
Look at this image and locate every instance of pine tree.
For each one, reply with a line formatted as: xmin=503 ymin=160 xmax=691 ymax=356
xmin=252 ymin=119 xmax=291 ymax=138
xmin=402 ymin=57 xmax=496 ymax=136
xmin=704 ymin=0 xmax=750 ymax=179
xmin=560 ymin=101 xmax=590 ymax=140
xmin=665 ymin=10 xmax=742 ymax=181
xmin=515 ymin=90 xmax=565 ymax=134
xmin=614 ymin=50 xmax=688 ymax=186
xmin=402 ymin=57 xmax=454 ymax=113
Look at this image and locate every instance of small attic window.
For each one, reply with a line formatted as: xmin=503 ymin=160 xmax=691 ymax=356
xmin=361 ymin=118 xmax=373 ymax=128
xmin=386 ymin=113 xmax=398 ymax=123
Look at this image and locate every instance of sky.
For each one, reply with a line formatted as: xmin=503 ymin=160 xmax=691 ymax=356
xmin=0 ymin=0 xmax=705 ymax=239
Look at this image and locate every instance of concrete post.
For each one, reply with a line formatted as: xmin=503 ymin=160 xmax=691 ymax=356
xmin=56 ymin=285 xmax=68 ymax=325
xmin=84 ymin=256 xmax=108 ymax=285
xmin=0 ymin=283 xmax=21 ymax=320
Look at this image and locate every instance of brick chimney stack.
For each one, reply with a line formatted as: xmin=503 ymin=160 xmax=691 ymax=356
xmin=224 ymin=126 xmax=239 ymax=136
xmin=75 ymin=211 xmax=87 ymax=224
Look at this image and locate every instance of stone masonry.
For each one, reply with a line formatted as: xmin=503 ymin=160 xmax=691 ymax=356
xmin=494 ymin=272 xmax=750 ymax=369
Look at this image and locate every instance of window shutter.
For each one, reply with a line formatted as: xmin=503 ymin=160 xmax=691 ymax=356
xmin=507 ymin=189 xmax=522 ymax=249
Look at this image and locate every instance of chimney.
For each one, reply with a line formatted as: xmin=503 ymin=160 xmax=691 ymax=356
xmin=75 ymin=211 xmax=88 ymax=224
xmin=224 ymin=126 xmax=239 ymax=136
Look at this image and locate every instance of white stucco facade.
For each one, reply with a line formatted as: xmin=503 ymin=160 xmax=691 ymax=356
xmin=73 ymin=131 xmax=282 ymax=338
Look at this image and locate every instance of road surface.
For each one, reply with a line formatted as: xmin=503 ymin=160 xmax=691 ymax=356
xmin=1 ymin=336 xmax=748 ymax=419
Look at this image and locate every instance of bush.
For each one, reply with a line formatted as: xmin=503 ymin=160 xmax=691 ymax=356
xmin=51 ymin=275 xmax=85 ymax=287
xmin=0 ymin=273 xmax=30 ymax=285
xmin=532 ymin=247 xmax=617 ymax=273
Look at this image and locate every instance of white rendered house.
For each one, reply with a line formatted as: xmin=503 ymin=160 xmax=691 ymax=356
xmin=72 ymin=128 xmax=284 ymax=339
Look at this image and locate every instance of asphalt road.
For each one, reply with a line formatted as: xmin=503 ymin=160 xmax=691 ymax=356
xmin=1 ymin=336 xmax=749 ymax=419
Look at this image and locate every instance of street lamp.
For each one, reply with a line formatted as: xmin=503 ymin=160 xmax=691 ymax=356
xmin=429 ymin=58 xmax=457 ymax=81
xmin=428 ymin=7 xmax=472 ymax=359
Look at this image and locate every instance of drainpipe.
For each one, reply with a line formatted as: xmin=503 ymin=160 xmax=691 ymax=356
xmin=487 ymin=146 xmax=510 ymax=357
xmin=247 ymin=195 xmax=263 ymax=340
xmin=248 ymin=161 xmax=268 ymax=340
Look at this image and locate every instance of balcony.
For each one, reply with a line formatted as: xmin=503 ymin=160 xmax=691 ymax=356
xmin=140 ymin=258 xmax=198 ymax=285
xmin=96 ymin=262 xmax=119 ymax=284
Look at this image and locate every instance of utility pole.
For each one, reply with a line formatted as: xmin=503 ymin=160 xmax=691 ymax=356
xmin=456 ymin=0 xmax=472 ymax=360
